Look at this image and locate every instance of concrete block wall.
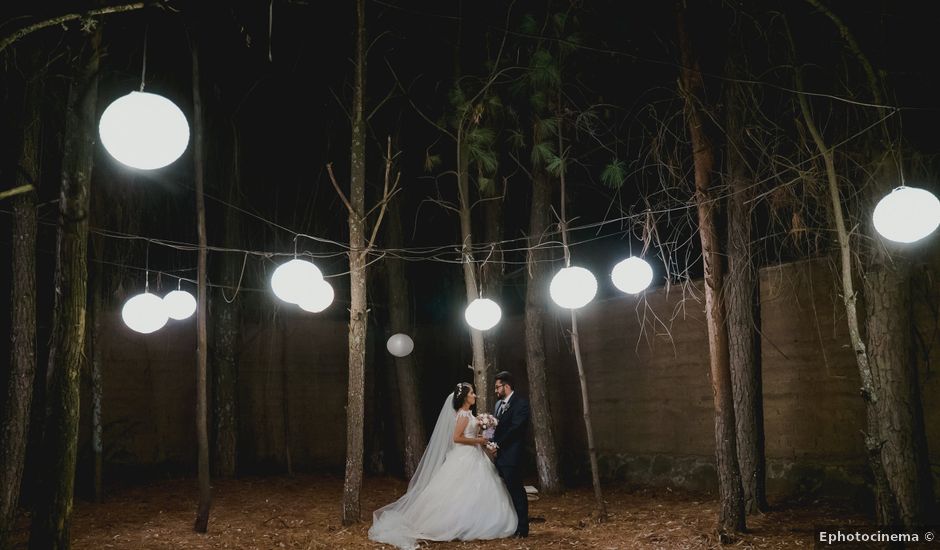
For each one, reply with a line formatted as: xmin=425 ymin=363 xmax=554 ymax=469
xmin=89 ymin=258 xmax=939 ymax=502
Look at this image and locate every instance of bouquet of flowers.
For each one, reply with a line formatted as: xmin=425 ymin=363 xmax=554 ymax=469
xmin=477 ymin=413 xmax=498 ymax=440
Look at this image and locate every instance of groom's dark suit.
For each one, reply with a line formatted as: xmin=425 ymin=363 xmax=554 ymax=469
xmin=491 ymin=393 xmax=530 ymax=537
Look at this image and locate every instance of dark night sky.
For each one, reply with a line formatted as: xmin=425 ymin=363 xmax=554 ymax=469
xmin=2 ymin=0 xmax=940 ymax=348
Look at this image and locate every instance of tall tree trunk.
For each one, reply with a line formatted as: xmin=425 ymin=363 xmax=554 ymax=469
xmin=557 ymin=120 xmax=605 ymax=519
xmin=212 ymin=290 xmax=239 ymax=478
xmin=802 ymin=0 xmax=936 ymax=527
xmin=29 ymin=30 xmax=100 ymax=550
xmin=211 ymin=125 xmax=242 ymax=479
xmin=724 ymin=71 xmax=766 ymax=514
xmin=481 ymin=183 xmax=504 ymax=395
xmin=457 ymin=146 xmax=491 ymax=412
xmin=865 ymin=162 xmax=935 ymax=527
xmin=342 ymin=0 xmax=367 ymax=525
xmin=384 ymin=201 xmax=425 ymax=478
xmin=0 ymin=52 xmax=41 ymax=548
xmin=524 ymin=167 xmax=562 ymax=495
xmin=85 ymin=234 xmax=104 ymax=504
xmin=279 ymin=310 xmax=293 ymax=477
xmin=865 ymin=251 xmax=935 ymax=526
xmin=677 ymin=5 xmax=745 ymax=537
xmin=191 ymin=40 xmax=212 ymax=534
xmin=89 ymin=284 xmax=104 ymax=503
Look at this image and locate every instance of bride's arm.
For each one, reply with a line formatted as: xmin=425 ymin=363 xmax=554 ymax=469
xmin=453 ymin=415 xmax=487 ymax=446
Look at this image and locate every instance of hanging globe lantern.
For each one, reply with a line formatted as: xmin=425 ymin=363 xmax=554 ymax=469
xmin=611 ymin=256 xmax=654 ymax=294
xmin=464 ymin=298 xmax=502 ymax=331
xmin=271 ymin=259 xmax=323 ymax=304
xmin=122 ymin=292 xmax=169 ymax=334
xmin=386 ymin=333 xmax=415 ymax=357
xmin=872 ymin=186 xmax=940 ymax=243
xmin=163 ymin=289 xmax=197 ymax=320
xmin=549 ymin=266 xmax=597 ymax=309
xmin=99 ymin=91 xmax=190 ymax=170
xmin=298 ymin=278 xmax=334 ymax=313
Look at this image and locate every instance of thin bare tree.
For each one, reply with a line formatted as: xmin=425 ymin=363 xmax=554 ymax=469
xmin=327 ymin=1 xmax=398 ymax=519
xmin=191 ymin=37 xmax=212 ymax=533
xmin=556 ymin=114 xmax=606 ymax=520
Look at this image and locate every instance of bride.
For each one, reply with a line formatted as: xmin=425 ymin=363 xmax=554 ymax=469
xmin=369 ymin=383 xmax=518 ymax=549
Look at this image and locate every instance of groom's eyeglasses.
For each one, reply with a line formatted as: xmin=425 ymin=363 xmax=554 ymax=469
xmin=495 ymin=384 xmax=505 ymax=389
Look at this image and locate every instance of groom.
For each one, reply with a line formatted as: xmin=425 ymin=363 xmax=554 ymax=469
xmin=489 ymin=371 xmax=530 ymax=538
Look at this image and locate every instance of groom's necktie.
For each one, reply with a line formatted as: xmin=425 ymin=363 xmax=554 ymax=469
xmin=495 ymin=400 xmax=505 ymax=417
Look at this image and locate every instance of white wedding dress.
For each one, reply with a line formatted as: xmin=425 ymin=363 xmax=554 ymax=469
xmin=369 ymin=397 xmax=517 ymax=550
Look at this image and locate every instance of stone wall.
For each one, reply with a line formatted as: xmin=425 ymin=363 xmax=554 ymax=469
xmin=89 ymin=258 xmax=940 ymax=502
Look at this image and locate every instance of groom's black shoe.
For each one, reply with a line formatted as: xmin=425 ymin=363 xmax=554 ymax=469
xmin=513 ymin=532 xmax=528 ymax=538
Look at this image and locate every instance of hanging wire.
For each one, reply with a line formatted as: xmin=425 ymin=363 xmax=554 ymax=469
xmin=268 ymin=0 xmax=274 ymax=62
xmin=477 ymin=243 xmax=497 ymax=298
xmin=222 ymin=252 xmax=250 ymax=304
xmin=144 ymin=240 xmax=150 ymax=292
xmin=139 ymin=24 xmax=149 ymax=92
xmin=894 ymin=107 xmax=906 ymax=187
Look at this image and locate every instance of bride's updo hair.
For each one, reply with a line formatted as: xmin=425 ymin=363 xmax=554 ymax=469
xmin=452 ymin=383 xmax=473 ymax=410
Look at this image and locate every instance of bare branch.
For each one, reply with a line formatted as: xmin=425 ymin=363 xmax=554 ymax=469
xmin=366 ymin=137 xmax=398 ymax=252
xmin=0 ymin=2 xmax=153 ymax=55
xmin=385 ymin=58 xmax=455 ymax=140
xmin=326 ymin=162 xmax=354 ymax=214
xmin=0 ymin=184 xmax=34 ymax=201
xmin=421 ymin=197 xmax=460 ymax=214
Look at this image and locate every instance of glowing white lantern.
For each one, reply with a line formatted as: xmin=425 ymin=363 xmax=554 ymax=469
xmin=611 ymin=257 xmax=654 ymax=294
xmin=163 ymin=289 xmax=197 ymax=320
xmin=464 ymin=298 xmax=502 ymax=331
xmin=99 ymin=91 xmax=190 ymax=170
xmin=386 ymin=333 xmax=415 ymax=357
xmin=298 ymin=279 xmax=334 ymax=313
xmin=122 ymin=292 xmax=169 ymax=334
xmin=550 ymin=266 xmax=597 ymax=309
xmin=873 ymin=186 xmax=940 ymax=243
xmin=271 ymin=259 xmax=323 ymax=304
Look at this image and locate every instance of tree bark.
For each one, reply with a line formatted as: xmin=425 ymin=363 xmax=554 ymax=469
xmin=863 ymin=157 xmax=935 ymax=527
xmin=280 ymin=310 xmax=293 ymax=477
xmin=29 ymin=29 xmax=100 ymax=550
xmin=191 ymin=40 xmax=212 ymax=534
xmin=211 ymin=289 xmax=239 ymax=478
xmin=0 ymin=52 xmax=41 ymax=548
xmin=342 ymin=0 xmax=367 ymax=525
xmin=865 ymin=253 xmax=935 ymax=527
xmin=524 ymin=167 xmax=562 ymax=495
xmin=677 ymin=5 xmax=746 ymax=537
xmin=87 ymin=260 xmax=104 ymax=504
xmin=384 ymin=202 xmax=425 ymax=478
xmin=481 ymin=180 xmax=504 ymax=395
xmin=724 ymin=71 xmax=766 ymax=514
xmin=457 ymin=145 xmax=491 ymax=412
xmin=211 ymin=125 xmax=243 ymax=479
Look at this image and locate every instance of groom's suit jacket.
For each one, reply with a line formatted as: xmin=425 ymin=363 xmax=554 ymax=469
xmin=492 ymin=394 xmax=530 ymax=467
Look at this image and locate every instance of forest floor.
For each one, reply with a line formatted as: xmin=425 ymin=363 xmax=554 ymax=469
xmin=10 ymin=474 xmax=876 ymax=549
